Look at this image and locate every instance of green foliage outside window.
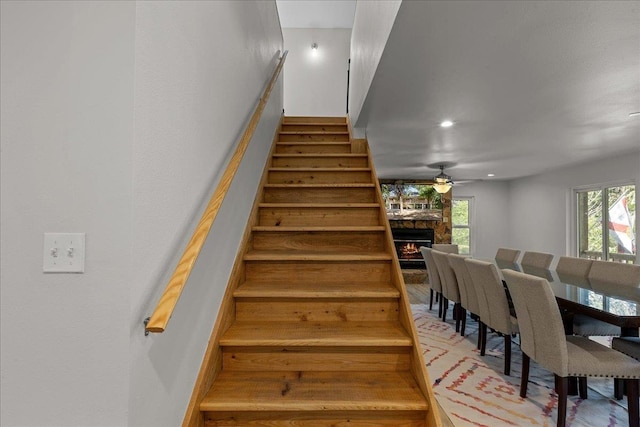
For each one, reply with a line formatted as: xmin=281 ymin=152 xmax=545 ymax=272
xmin=578 ymin=185 xmax=636 ymax=259
xmin=452 ymin=199 xmax=470 ymax=254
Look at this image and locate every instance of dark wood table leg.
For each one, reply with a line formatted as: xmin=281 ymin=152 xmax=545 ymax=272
xmin=621 ymin=326 xmax=639 ymax=337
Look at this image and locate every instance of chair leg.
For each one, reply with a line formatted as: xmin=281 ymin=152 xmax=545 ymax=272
xmin=614 ymin=378 xmax=624 ymax=400
xmin=438 ymin=293 xmax=443 ymax=318
xmin=504 ymin=334 xmax=511 ymax=376
xmin=429 ymin=289 xmax=434 ymax=310
xmin=454 ymin=304 xmax=462 ymax=332
xmin=442 ymin=297 xmax=449 ymax=322
xmin=520 ymin=353 xmax=530 ymax=398
xmin=556 ymin=375 xmax=568 ymax=427
xmin=480 ymin=322 xmax=487 ymax=356
xmin=627 ymin=379 xmax=639 ymax=427
xmin=476 ymin=318 xmax=482 ymax=350
xmin=578 ymin=377 xmax=587 ymax=399
xmin=460 ymin=308 xmax=467 ymax=336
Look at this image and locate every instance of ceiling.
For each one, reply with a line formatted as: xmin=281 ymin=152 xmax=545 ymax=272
xmin=277 ymin=0 xmax=356 ymax=28
xmin=278 ymin=1 xmax=640 ymax=182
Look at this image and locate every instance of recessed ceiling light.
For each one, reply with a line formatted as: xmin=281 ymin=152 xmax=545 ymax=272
xmin=440 ymin=120 xmax=454 ymax=128
xmin=487 ymin=173 xmax=495 ymax=177
xmin=630 ymin=112 xmax=640 ymax=117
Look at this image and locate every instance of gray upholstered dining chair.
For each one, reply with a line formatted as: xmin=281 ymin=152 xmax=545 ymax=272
xmin=495 ymin=247 xmax=521 ymax=263
xmin=449 ymin=253 xmax=480 ymax=341
xmin=502 ymin=269 xmax=640 ymax=427
xmin=420 ymin=246 xmax=443 ymax=315
xmin=589 ymin=259 xmax=640 ymax=285
xmin=555 ymin=256 xmax=593 ymax=277
xmin=431 ymin=250 xmax=462 ymax=332
xmin=520 ymin=251 xmax=554 ymax=269
xmin=432 ymin=243 xmax=459 ymax=254
xmin=573 ymin=260 xmax=640 ymax=337
xmin=465 ymin=258 xmax=518 ymax=375
xmin=612 ymin=337 xmax=640 ymax=400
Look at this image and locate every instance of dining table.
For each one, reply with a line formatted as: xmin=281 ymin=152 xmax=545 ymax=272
xmin=495 ymin=260 xmax=640 ymax=337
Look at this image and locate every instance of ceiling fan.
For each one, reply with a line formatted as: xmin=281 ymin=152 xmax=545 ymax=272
xmin=432 ymin=164 xmax=454 ymax=194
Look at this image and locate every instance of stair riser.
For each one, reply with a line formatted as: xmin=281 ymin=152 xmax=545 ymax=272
xmin=258 ymin=207 xmax=380 ymax=227
xmin=264 ymin=187 xmax=377 ymax=203
xmin=271 ymin=155 xmax=368 ymax=168
xmin=279 ymin=133 xmax=350 ymax=142
xmin=235 ymin=298 xmax=399 ymax=322
xmin=283 ymin=116 xmax=347 ymax=124
xmin=275 ymin=143 xmax=351 ymax=154
xmin=205 ymin=411 xmax=426 ymax=426
xmin=252 ymin=231 xmax=386 ymax=252
xmin=244 ymin=261 xmax=391 ymax=285
xmin=268 ymin=170 xmax=372 ymax=184
xmin=221 ymin=346 xmax=411 ymax=372
xmin=281 ymin=124 xmax=348 ymax=133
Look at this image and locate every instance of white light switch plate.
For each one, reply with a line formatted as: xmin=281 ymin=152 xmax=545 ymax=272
xmin=43 ymin=233 xmax=85 ymax=273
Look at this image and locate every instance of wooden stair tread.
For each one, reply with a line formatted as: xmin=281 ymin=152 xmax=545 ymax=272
xmin=244 ymin=250 xmax=392 ymax=261
xmin=258 ymin=203 xmax=379 ymax=208
xmin=269 ymin=167 xmax=371 ymax=171
xmin=272 ymin=153 xmax=367 ymax=158
xmin=264 ymin=183 xmax=375 ymax=188
xmin=280 ymin=131 xmax=349 ymax=135
xmin=234 ymin=281 xmax=400 ymax=298
xmin=252 ymin=226 xmax=386 ymax=232
xmin=200 ymin=370 xmax=428 ymax=412
xmin=276 ymin=141 xmax=350 ymax=145
xmin=220 ymin=321 xmax=412 ymax=346
xmin=282 ymin=116 xmax=347 ymax=123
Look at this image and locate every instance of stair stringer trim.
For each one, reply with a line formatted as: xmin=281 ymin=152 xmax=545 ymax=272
xmin=361 ymin=138 xmax=443 ymax=427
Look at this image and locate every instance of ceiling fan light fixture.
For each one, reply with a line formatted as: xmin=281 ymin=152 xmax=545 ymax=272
xmin=433 ymin=165 xmax=454 ymax=193
xmin=433 ymin=182 xmax=452 ymax=193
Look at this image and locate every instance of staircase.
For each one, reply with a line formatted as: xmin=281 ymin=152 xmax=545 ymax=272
xmin=197 ymin=116 xmax=439 ymax=426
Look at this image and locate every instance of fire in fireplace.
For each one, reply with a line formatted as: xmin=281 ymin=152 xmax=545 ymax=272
xmin=391 ymin=228 xmax=435 ymax=269
xmin=395 ymin=241 xmax=424 ymax=260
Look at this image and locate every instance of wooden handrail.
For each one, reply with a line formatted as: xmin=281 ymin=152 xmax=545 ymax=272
xmin=145 ymin=51 xmax=288 ymax=334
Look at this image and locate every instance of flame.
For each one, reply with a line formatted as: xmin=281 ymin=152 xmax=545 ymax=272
xmin=400 ymin=242 xmax=420 ymax=257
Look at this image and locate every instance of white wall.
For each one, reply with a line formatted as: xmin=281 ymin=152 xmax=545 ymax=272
xmin=283 ymin=28 xmax=350 ymax=116
xmin=1 ymin=2 xmax=135 ymax=425
xmin=453 ymin=181 xmax=511 ymax=259
xmin=508 ymin=150 xmax=640 ymax=265
xmin=1 ymin=1 xmax=283 ymax=426
xmin=449 ymin=151 xmax=640 ymax=262
xmin=348 ymin=0 xmax=401 ymax=128
xmin=129 ymin=2 xmax=282 ymax=426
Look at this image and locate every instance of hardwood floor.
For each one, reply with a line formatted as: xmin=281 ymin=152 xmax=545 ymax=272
xmin=406 ymin=280 xmax=457 ymax=427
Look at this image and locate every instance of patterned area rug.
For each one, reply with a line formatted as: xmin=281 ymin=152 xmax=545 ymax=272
xmin=411 ymin=304 xmax=632 ymax=426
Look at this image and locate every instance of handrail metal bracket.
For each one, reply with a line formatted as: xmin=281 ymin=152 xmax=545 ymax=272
xmin=144 ymin=317 xmax=150 ymax=336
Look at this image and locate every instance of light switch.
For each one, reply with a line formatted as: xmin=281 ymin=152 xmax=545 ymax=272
xmin=43 ymin=233 xmax=85 ymax=273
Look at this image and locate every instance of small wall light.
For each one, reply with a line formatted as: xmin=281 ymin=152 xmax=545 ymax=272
xmin=311 ymin=43 xmax=318 ymax=53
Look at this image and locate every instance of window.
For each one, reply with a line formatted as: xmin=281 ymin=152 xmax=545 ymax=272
xmin=452 ymin=198 xmax=473 ymax=255
xmin=576 ymin=184 xmax=636 ymax=262
xmin=576 ymin=183 xmax=636 ymax=316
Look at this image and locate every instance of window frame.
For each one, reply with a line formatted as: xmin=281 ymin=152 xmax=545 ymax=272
xmin=571 ymin=180 xmax=636 ymax=262
xmin=451 ymin=196 xmax=475 ymax=255
xmin=571 ymin=180 xmax=637 ymax=315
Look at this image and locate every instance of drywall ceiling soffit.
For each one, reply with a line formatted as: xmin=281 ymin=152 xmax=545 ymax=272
xmin=356 ymin=0 xmax=640 ymax=181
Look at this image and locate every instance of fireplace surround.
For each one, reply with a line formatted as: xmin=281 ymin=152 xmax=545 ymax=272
xmin=391 ymin=228 xmax=435 ymax=269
